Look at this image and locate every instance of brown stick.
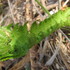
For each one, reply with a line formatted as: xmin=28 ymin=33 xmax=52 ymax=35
xmin=46 ymin=3 xmax=58 ymax=10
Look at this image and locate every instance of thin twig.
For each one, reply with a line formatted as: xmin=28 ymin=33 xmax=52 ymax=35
xmin=59 ymin=29 xmax=70 ymax=43
xmin=0 ymin=14 xmax=9 ymax=25
xmin=32 ymin=0 xmax=43 ymax=17
xmin=7 ymin=0 xmax=16 ymax=24
xmin=58 ymin=0 xmax=62 ymax=9
xmin=35 ymin=0 xmax=51 ymax=16
xmin=45 ymin=47 xmax=60 ymax=66
xmin=63 ymin=0 xmax=69 ymax=7
xmin=0 ymin=0 xmax=17 ymax=25
xmin=41 ymin=0 xmax=47 ymax=9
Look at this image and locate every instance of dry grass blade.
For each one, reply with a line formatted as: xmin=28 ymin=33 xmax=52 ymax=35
xmin=7 ymin=0 xmax=16 ymax=24
xmin=59 ymin=29 xmax=70 ymax=43
xmin=56 ymin=38 xmax=70 ymax=70
xmin=32 ymin=0 xmax=43 ymax=18
xmin=60 ymin=50 xmax=70 ymax=70
xmin=45 ymin=47 xmax=60 ymax=66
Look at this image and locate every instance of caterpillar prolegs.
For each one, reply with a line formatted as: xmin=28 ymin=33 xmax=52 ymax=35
xmin=0 ymin=7 xmax=70 ymax=61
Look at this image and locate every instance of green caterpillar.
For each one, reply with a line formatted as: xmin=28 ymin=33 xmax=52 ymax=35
xmin=0 ymin=7 xmax=70 ymax=61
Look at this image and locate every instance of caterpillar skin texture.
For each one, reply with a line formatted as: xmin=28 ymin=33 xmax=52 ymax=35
xmin=0 ymin=8 xmax=70 ymax=61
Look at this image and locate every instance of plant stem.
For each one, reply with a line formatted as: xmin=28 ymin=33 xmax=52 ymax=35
xmin=35 ymin=0 xmax=51 ymax=16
